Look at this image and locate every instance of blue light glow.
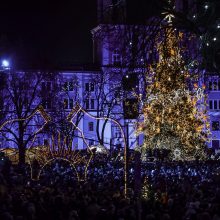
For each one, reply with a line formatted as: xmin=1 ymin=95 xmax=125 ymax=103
xmin=2 ymin=60 xmax=9 ymax=68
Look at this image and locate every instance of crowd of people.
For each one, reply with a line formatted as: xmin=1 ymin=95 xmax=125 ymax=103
xmin=0 ymin=151 xmax=220 ymax=220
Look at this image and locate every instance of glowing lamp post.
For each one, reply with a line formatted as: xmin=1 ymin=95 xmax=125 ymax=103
xmin=1 ymin=60 xmax=10 ymax=70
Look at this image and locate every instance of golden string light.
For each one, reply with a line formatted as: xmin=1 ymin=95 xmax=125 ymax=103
xmin=0 ymin=103 xmax=128 ymax=197
xmin=67 ymin=103 xmax=128 ymax=198
xmin=27 ymin=104 xmax=93 ymax=182
xmin=28 ymin=132 xmax=94 ymax=182
xmin=142 ymin=177 xmax=150 ymax=200
xmin=0 ymin=105 xmax=51 ymax=163
xmin=138 ymin=28 xmax=210 ymax=160
xmin=0 ymin=104 xmax=93 ymax=182
xmin=0 ymin=105 xmax=51 ymax=131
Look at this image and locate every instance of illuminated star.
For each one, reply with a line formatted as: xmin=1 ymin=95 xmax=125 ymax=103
xmin=164 ymin=13 xmax=175 ymax=23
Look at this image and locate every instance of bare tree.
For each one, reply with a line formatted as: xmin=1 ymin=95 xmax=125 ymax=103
xmin=0 ymin=71 xmax=60 ymax=165
xmin=82 ymin=69 xmax=125 ymax=147
xmin=45 ymin=74 xmax=85 ymax=145
xmin=0 ymin=72 xmax=7 ymax=124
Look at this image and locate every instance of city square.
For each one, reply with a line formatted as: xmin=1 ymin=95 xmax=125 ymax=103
xmin=0 ymin=0 xmax=220 ymax=219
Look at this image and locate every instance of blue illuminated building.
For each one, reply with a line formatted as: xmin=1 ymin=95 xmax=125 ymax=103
xmin=0 ymin=0 xmax=220 ymax=151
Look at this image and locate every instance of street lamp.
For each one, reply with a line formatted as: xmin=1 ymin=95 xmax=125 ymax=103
xmin=1 ymin=60 xmax=10 ymax=69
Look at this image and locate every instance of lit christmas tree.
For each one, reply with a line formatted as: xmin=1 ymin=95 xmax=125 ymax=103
xmin=138 ymin=28 xmax=211 ymax=160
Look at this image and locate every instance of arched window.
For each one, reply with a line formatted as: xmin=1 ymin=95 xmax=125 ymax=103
xmin=112 ymin=49 xmax=121 ymax=66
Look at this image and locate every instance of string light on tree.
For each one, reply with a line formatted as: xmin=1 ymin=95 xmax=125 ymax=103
xmin=142 ymin=177 xmax=150 ymax=200
xmin=204 ymin=4 xmax=209 ymax=10
xmin=137 ymin=28 xmax=210 ymax=160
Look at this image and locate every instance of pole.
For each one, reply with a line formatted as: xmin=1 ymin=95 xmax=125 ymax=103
xmin=134 ymin=150 xmax=142 ymax=220
xmin=124 ymin=120 xmax=129 ymax=198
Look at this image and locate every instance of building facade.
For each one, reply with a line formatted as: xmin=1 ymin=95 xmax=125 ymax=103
xmin=0 ymin=0 xmax=220 ymax=151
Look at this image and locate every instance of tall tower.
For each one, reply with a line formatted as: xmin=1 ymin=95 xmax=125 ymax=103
xmin=97 ymin=0 xmax=126 ymax=24
xmin=93 ymin=0 xmax=161 ymax=66
xmin=92 ymin=1 xmax=127 ymax=65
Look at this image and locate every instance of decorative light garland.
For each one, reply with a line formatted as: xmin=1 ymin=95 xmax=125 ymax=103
xmin=0 ymin=103 xmax=128 ymax=197
xmin=137 ymin=28 xmax=211 ymax=160
xmin=67 ymin=103 xmax=128 ymax=198
xmin=27 ymin=104 xmax=93 ymax=182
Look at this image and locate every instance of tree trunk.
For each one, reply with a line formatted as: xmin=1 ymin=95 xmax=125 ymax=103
xmin=18 ymin=141 xmax=26 ymax=166
xmin=134 ymin=151 xmax=142 ymax=220
xmin=96 ymin=112 xmax=102 ymax=145
xmin=101 ymin=119 xmax=108 ymax=146
xmin=18 ymin=122 xmax=26 ymax=166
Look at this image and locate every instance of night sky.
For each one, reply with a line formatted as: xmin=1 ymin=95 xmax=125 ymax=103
xmin=0 ymin=0 xmax=97 ymax=68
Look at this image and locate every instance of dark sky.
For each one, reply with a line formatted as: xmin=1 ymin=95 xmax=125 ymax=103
xmin=0 ymin=0 xmax=97 ymax=68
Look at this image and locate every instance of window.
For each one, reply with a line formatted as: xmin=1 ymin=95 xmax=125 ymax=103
xmin=209 ymin=100 xmax=220 ymax=110
xmin=214 ymin=100 xmax=218 ymax=109
xmin=85 ymin=99 xmax=89 ymax=109
xmin=212 ymin=121 xmax=220 ymax=131
xmin=209 ymin=100 xmax=213 ymax=109
xmin=64 ymin=99 xmax=68 ymax=109
xmin=114 ymin=126 xmax=122 ymax=138
xmin=212 ymin=140 xmax=220 ymax=149
xmin=91 ymin=99 xmax=95 ymax=109
xmin=64 ymin=82 xmax=68 ymax=91
xmin=69 ymin=82 xmax=74 ymax=91
xmin=214 ymin=81 xmax=218 ymax=90
xmin=112 ymin=49 xmax=121 ymax=65
xmin=88 ymin=122 xmax=94 ymax=131
xmin=63 ymin=81 xmax=74 ymax=91
xmin=64 ymin=98 xmax=74 ymax=109
xmin=85 ymin=99 xmax=95 ymax=110
xmin=85 ymin=82 xmax=95 ymax=92
xmin=90 ymin=83 xmax=95 ymax=92
xmin=85 ymin=83 xmax=90 ymax=91
xmin=209 ymin=81 xmax=212 ymax=90
xmin=209 ymin=80 xmax=220 ymax=91
xmin=69 ymin=99 xmax=73 ymax=109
